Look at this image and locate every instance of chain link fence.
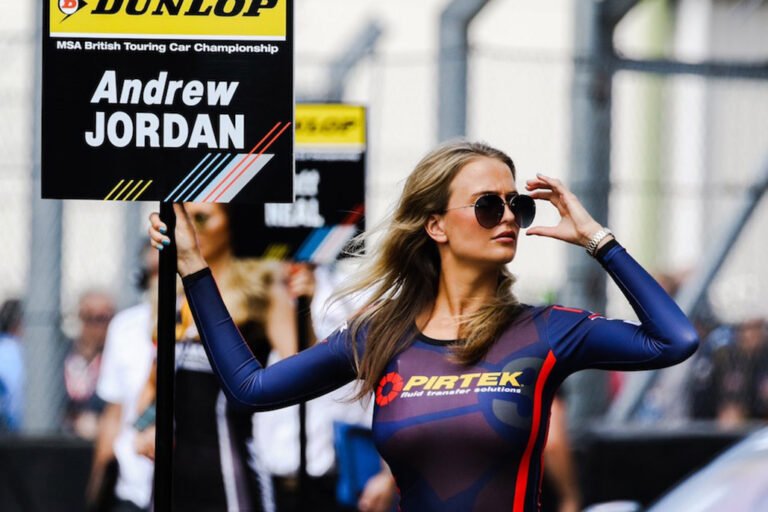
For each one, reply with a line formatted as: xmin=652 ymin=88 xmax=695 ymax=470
xmin=1 ymin=0 xmax=767 ymax=435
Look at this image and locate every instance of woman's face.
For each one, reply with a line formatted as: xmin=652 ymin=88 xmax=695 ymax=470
xmin=185 ymin=203 xmax=231 ymax=262
xmin=439 ymin=156 xmax=519 ymax=267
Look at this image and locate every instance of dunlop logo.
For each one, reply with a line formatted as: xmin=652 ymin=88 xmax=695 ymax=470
xmin=86 ymin=0 xmax=277 ymax=17
xmin=50 ymin=0 xmax=287 ymax=40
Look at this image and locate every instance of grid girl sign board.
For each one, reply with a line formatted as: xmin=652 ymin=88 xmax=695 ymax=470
xmin=43 ymin=0 xmax=294 ymax=204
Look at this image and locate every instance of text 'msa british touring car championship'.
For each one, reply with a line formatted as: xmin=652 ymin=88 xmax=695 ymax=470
xmin=43 ymin=0 xmax=294 ymax=204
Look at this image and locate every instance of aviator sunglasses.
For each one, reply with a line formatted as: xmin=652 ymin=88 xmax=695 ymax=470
xmin=445 ymin=193 xmax=536 ymax=229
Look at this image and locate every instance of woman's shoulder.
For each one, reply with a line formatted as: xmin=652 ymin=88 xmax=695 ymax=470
xmin=508 ymin=303 xmax=596 ymax=327
xmin=508 ymin=303 xmax=545 ymax=321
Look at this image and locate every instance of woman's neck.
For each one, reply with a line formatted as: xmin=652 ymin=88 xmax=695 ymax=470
xmin=418 ymin=259 xmax=500 ymax=338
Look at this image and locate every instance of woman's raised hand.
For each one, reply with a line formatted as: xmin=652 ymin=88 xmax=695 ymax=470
xmin=524 ymin=173 xmax=605 ymax=248
xmin=148 ymin=203 xmax=207 ymax=277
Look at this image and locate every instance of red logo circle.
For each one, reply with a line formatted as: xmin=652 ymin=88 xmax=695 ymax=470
xmin=59 ymin=0 xmax=80 ymax=16
xmin=375 ymin=372 xmax=404 ymax=406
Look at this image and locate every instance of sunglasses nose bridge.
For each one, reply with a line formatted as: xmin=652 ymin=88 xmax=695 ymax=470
xmin=501 ymin=197 xmax=517 ymax=223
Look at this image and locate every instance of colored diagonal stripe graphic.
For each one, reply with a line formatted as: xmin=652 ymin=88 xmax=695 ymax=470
xmin=183 ymin=154 xmax=237 ymax=202
xmin=131 ymin=180 xmax=153 ymax=201
xmin=112 ymin=180 xmax=135 ymax=201
xmin=293 ymin=204 xmax=365 ymax=263
xmin=104 ymin=179 xmax=154 ymax=201
xmin=164 ymin=121 xmax=290 ymax=204
xmin=191 ymin=154 xmax=273 ymax=203
xmin=164 ymin=154 xmax=213 ymax=202
xmin=104 ymin=180 xmax=125 ymax=200
xmin=211 ymin=154 xmax=275 ymax=203
xmin=124 ymin=180 xmax=144 ymax=200
xmin=263 ymin=244 xmax=290 ymax=260
xmin=340 ymin=204 xmax=364 ymax=226
xmin=295 ymin=227 xmax=333 ymax=261
xmin=203 ymin=122 xmax=283 ymax=203
xmin=211 ymin=122 xmax=291 ymax=202
xmin=312 ymin=225 xmax=358 ymax=264
xmin=173 ymin=154 xmax=225 ymax=202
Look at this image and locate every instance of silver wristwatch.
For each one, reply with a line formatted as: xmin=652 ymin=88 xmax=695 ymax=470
xmin=585 ymin=228 xmax=613 ymax=256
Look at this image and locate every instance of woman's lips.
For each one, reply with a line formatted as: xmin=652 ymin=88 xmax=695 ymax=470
xmin=493 ymin=231 xmax=517 ymax=242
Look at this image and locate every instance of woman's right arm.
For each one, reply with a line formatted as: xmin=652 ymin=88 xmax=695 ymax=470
xmin=150 ymin=204 xmax=358 ymax=411
xmin=184 ymin=268 xmax=358 ymax=411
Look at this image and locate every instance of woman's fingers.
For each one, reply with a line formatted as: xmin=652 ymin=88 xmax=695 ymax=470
xmin=148 ymin=211 xmax=170 ymax=250
xmin=149 ymin=211 xmax=166 ymax=234
xmin=527 ymin=174 xmax=573 ymax=203
xmin=528 ymin=190 xmax=554 ymax=201
xmin=525 ymin=177 xmax=552 ymax=192
xmin=535 ymin=173 xmax=566 ymax=192
xmin=525 ymin=225 xmax=560 ymax=238
xmin=526 ymin=176 xmax=565 ymax=200
xmin=527 ymin=174 xmax=579 ymax=215
xmin=148 ymin=204 xmax=196 ymax=251
xmin=174 ymin=203 xmax=192 ymax=228
xmin=148 ymin=203 xmax=207 ymax=275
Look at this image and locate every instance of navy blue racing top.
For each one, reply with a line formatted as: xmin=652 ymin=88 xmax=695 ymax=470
xmin=182 ymin=240 xmax=698 ymax=512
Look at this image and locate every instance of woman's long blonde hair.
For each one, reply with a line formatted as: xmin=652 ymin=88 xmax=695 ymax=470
xmin=340 ymin=140 xmax=523 ymax=399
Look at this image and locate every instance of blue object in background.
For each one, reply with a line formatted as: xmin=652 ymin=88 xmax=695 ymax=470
xmin=0 ymin=334 xmax=24 ymax=432
xmin=334 ymin=422 xmax=382 ymax=508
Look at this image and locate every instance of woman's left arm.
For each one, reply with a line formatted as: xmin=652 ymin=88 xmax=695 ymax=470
xmin=527 ymin=174 xmax=699 ymax=370
xmin=547 ymin=240 xmax=699 ymax=370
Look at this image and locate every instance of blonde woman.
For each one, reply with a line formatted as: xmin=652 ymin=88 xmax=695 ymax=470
xmin=150 ymin=141 xmax=698 ymax=512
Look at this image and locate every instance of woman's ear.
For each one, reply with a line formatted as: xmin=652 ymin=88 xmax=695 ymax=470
xmin=425 ymin=213 xmax=448 ymax=244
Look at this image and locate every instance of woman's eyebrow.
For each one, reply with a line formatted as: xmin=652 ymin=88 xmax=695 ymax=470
xmin=469 ymin=189 xmax=519 ymax=199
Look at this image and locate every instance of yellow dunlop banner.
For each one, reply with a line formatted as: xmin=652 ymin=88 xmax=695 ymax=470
xmin=50 ymin=0 xmax=286 ymax=40
xmin=295 ymin=104 xmax=366 ymax=148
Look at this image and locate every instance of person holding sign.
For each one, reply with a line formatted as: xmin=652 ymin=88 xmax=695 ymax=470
xmin=139 ymin=203 xmax=306 ymax=512
xmin=149 ymin=140 xmax=698 ymax=512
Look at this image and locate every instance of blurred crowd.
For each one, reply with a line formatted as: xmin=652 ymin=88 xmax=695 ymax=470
xmin=0 ymin=212 xmax=766 ymax=512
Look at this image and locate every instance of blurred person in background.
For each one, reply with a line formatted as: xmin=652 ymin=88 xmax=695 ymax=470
xmin=689 ymin=322 xmax=733 ymax=420
xmin=135 ymin=203 xmax=301 ymax=512
xmin=0 ymin=298 xmax=24 ymax=432
xmin=85 ymin=241 xmax=158 ymax=512
xmin=257 ymin=263 xmax=397 ymax=512
xmin=710 ymin=318 xmax=768 ymax=428
xmin=63 ymin=289 xmax=115 ymax=439
xmin=633 ymin=269 xmax=722 ymax=421
xmin=541 ymin=395 xmax=581 ymax=512
xmin=150 ymin=140 xmax=699 ymax=511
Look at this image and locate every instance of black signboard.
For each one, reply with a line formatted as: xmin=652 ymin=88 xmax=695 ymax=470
xmin=42 ymin=0 xmax=294 ymax=203
xmin=232 ymin=104 xmax=366 ymax=263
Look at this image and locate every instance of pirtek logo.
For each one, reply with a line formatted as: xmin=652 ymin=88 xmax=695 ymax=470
xmin=403 ymin=371 xmax=524 ymax=391
xmin=375 ymin=370 xmax=525 ymax=407
xmin=80 ymin=0 xmax=278 ymax=17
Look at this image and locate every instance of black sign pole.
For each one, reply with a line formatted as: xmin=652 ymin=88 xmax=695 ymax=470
xmin=153 ymin=201 xmax=177 ymax=510
xmin=296 ymin=294 xmax=311 ymax=508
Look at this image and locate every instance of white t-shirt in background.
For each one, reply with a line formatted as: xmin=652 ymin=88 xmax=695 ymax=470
xmin=96 ymin=303 xmax=155 ymax=508
xmin=255 ymin=265 xmax=373 ymax=478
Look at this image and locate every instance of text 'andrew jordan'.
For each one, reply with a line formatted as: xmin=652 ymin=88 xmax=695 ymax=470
xmin=84 ymin=70 xmax=244 ymax=149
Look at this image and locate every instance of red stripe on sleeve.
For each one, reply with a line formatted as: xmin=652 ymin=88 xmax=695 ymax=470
xmin=552 ymin=305 xmax=583 ymax=314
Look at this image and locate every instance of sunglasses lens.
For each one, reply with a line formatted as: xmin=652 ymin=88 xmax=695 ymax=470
xmin=511 ymin=195 xmax=536 ymax=228
xmin=474 ymin=195 xmax=505 ymax=228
